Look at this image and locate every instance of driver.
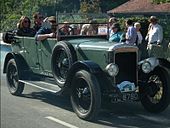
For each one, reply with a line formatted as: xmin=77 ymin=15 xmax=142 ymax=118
xmin=35 ymin=16 xmax=64 ymax=41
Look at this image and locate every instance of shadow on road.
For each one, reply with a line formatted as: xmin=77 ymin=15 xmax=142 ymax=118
xmin=19 ymin=90 xmax=170 ymax=128
xmin=21 ymin=91 xmax=72 ymax=111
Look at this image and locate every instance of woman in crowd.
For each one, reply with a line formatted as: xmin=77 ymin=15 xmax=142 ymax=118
xmin=134 ymin=22 xmax=143 ymax=60
xmin=134 ymin=22 xmax=143 ymax=45
xmin=109 ymin=23 xmax=123 ymax=42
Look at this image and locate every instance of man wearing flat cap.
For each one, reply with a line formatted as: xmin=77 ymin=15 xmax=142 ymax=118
xmin=35 ymin=16 xmax=62 ymax=41
xmin=145 ymin=16 xmax=163 ymax=46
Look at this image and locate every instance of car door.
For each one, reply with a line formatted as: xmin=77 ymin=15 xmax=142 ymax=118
xmin=23 ymin=37 xmax=40 ymax=73
xmin=38 ymin=38 xmax=57 ymax=76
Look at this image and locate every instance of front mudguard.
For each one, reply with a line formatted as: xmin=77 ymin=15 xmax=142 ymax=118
xmin=65 ymin=60 xmax=102 ymax=87
xmin=138 ymin=57 xmax=170 ymax=80
xmin=138 ymin=57 xmax=159 ymax=80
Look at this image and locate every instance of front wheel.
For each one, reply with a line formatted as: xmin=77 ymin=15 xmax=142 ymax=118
xmin=6 ymin=59 xmax=24 ymax=95
xmin=70 ymin=70 xmax=101 ymax=120
xmin=140 ymin=67 xmax=170 ymax=113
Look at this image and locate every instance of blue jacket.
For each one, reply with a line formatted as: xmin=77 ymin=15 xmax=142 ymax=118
xmin=109 ymin=31 xmax=123 ymax=42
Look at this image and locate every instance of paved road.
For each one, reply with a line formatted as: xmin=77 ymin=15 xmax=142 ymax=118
xmin=1 ymin=44 xmax=170 ymax=128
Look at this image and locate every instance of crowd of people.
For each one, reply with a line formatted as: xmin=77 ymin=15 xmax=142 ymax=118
xmin=13 ymin=12 xmax=163 ymax=52
xmin=108 ymin=15 xmax=163 ymax=59
xmin=108 ymin=16 xmax=163 ymax=46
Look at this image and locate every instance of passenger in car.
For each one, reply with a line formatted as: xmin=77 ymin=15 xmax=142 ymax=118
xmin=80 ymin=19 xmax=98 ymax=35
xmin=16 ymin=16 xmax=36 ymax=37
xmin=109 ymin=23 xmax=124 ymax=43
xmin=70 ymin=24 xmax=80 ymax=35
xmin=59 ymin=21 xmax=74 ymax=35
xmin=35 ymin=16 xmax=64 ymax=41
xmin=33 ymin=12 xmax=44 ymax=32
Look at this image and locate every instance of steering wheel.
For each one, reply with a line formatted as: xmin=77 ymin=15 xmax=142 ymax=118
xmin=59 ymin=26 xmax=74 ymax=35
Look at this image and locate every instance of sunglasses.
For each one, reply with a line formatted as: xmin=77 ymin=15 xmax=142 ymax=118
xmin=38 ymin=16 xmax=44 ymax=19
xmin=24 ymin=20 xmax=29 ymax=23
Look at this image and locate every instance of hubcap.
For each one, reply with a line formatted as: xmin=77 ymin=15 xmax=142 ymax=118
xmin=148 ymin=75 xmax=163 ymax=104
xmin=56 ymin=49 xmax=69 ymax=81
xmin=8 ymin=64 xmax=18 ymax=90
xmin=73 ymin=78 xmax=91 ymax=112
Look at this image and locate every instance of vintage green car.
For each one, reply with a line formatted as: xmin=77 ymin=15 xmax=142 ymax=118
xmin=3 ymin=13 xmax=170 ymax=120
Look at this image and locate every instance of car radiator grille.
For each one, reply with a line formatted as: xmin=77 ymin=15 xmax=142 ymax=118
xmin=115 ymin=52 xmax=137 ymax=85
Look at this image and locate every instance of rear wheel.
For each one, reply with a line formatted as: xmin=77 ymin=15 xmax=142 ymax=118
xmin=70 ymin=70 xmax=101 ymax=120
xmin=140 ymin=67 xmax=170 ymax=113
xmin=6 ymin=59 xmax=24 ymax=95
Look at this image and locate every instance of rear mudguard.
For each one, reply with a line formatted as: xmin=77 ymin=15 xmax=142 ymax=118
xmin=3 ymin=52 xmax=31 ymax=79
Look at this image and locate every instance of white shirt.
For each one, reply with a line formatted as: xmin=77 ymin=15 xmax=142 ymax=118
xmin=137 ymin=31 xmax=143 ymax=44
xmin=146 ymin=24 xmax=163 ymax=44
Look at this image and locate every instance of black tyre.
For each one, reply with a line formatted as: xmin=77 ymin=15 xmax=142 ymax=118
xmin=140 ymin=67 xmax=170 ymax=113
xmin=70 ymin=70 xmax=101 ymax=120
xmin=51 ymin=42 xmax=77 ymax=88
xmin=6 ymin=59 xmax=24 ymax=95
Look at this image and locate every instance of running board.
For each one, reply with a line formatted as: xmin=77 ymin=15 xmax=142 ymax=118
xmin=19 ymin=80 xmax=63 ymax=95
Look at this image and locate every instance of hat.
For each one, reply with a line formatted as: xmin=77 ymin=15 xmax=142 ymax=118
xmin=149 ymin=16 xmax=158 ymax=22
xmin=134 ymin=22 xmax=141 ymax=28
xmin=109 ymin=17 xmax=118 ymax=23
xmin=47 ymin=16 xmax=56 ymax=22
xmin=111 ymin=23 xmax=120 ymax=29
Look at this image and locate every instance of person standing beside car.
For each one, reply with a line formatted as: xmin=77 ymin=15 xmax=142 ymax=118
xmin=134 ymin=22 xmax=143 ymax=45
xmin=145 ymin=16 xmax=163 ymax=47
xmin=125 ymin=19 xmax=137 ymax=45
xmin=134 ymin=22 xmax=143 ymax=60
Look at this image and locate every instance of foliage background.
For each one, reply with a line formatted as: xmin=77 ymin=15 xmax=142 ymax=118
xmin=1 ymin=0 xmax=129 ymax=32
xmin=0 ymin=0 xmax=170 ymax=32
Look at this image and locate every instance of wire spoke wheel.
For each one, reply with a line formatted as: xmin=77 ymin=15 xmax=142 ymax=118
xmin=6 ymin=59 xmax=24 ymax=95
xmin=140 ymin=67 xmax=170 ymax=113
xmin=7 ymin=64 xmax=19 ymax=90
xmin=71 ymin=70 xmax=101 ymax=120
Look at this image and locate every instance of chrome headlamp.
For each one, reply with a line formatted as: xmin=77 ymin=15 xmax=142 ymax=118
xmin=105 ymin=63 xmax=119 ymax=77
xmin=142 ymin=61 xmax=152 ymax=73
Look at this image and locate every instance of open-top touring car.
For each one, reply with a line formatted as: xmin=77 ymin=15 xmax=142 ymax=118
xmin=2 ymin=13 xmax=170 ymax=120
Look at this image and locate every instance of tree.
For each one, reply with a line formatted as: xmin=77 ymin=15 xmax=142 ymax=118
xmin=80 ymin=0 xmax=101 ymax=13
